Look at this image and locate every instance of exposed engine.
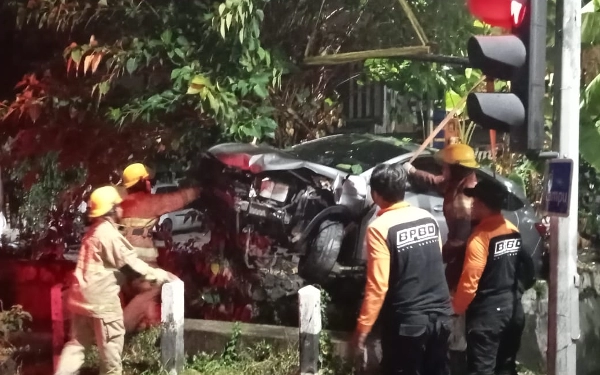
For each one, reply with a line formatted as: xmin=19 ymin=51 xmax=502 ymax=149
xmin=200 ymin=159 xmax=335 ymax=270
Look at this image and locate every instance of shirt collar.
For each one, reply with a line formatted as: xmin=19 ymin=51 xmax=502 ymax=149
xmin=476 ymin=212 xmax=505 ymax=227
xmin=377 ymin=201 xmax=410 ymax=216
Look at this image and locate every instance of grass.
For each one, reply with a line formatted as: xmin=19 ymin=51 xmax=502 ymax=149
xmin=78 ymin=324 xmax=544 ymax=375
xmin=81 ymin=324 xmax=301 ymax=375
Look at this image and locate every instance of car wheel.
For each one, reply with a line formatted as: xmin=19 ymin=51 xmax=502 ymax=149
xmin=298 ymin=219 xmax=344 ymax=284
xmin=161 ymin=218 xmax=173 ymax=234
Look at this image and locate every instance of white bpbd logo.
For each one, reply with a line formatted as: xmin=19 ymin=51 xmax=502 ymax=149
xmin=396 ymin=222 xmax=438 ymax=251
xmin=494 ymin=238 xmax=521 ymax=257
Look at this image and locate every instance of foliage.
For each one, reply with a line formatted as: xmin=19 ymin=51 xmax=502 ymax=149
xmin=0 ymin=303 xmax=32 ymax=360
xmin=8 ymin=152 xmax=86 ymax=234
xmin=1 ymin=0 xmax=475 ymax=234
xmin=578 ymin=159 xmax=600 ymax=245
xmin=478 ymin=135 xmax=546 ymax=213
xmin=83 ymin=325 xmax=299 ymax=375
xmin=580 ymin=69 xmax=600 ymax=172
xmin=0 ymin=303 xmax=32 ymax=340
xmin=318 ymin=287 xmax=356 ymax=375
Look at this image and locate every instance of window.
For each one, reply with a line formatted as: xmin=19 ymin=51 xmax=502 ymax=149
xmin=287 ymin=134 xmax=418 ymax=173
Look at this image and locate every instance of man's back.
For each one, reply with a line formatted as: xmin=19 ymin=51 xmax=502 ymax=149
xmin=370 ymin=204 xmax=452 ymax=318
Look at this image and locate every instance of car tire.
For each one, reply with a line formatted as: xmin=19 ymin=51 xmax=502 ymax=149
xmin=299 ymin=219 xmax=344 ymax=284
xmin=161 ymin=218 xmax=173 ymax=234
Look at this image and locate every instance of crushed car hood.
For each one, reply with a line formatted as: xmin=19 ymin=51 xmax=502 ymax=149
xmin=207 ymin=143 xmax=346 ymax=179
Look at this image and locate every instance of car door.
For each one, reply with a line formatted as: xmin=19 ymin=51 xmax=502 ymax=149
xmin=404 ymin=156 xmax=449 ymax=242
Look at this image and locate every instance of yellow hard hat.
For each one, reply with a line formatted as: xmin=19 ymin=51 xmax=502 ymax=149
xmin=121 ymin=163 xmax=155 ymax=188
xmin=88 ymin=186 xmax=124 ymax=218
xmin=434 ymin=143 xmax=480 ymax=169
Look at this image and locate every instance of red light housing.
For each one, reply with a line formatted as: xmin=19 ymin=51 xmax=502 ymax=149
xmin=467 ymin=0 xmax=527 ymax=29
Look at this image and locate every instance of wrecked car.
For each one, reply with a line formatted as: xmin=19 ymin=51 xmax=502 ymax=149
xmin=197 ymin=133 xmax=545 ymax=284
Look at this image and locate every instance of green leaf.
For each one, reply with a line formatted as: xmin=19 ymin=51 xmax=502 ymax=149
xmin=220 ymin=20 xmax=226 ymax=38
xmin=170 ymin=68 xmax=180 ymax=80
xmin=126 ymin=58 xmax=138 ymax=74
xmin=239 ymin=28 xmax=244 ymax=43
xmin=218 ymin=3 xmax=226 ymax=15
xmin=444 ymin=89 xmax=464 ymax=112
xmin=71 ymin=49 xmax=82 ymax=64
xmin=351 ymin=164 xmax=363 ymax=174
xmin=242 ymin=126 xmax=261 ymax=138
xmin=580 ymin=120 xmax=600 ymax=171
xmin=262 ymin=118 xmax=277 ymax=130
xmin=98 ymin=81 xmax=110 ymax=95
xmin=473 ymin=19 xmax=486 ymax=28
xmin=582 ymin=11 xmax=600 ymax=45
xmin=253 ymin=85 xmax=268 ymax=99
xmin=206 ymin=91 xmax=219 ymax=111
xmin=98 ymin=0 xmax=108 ymax=7
xmin=176 ymin=36 xmax=189 ymax=46
xmin=583 ymin=72 xmax=600 ymax=119
xmin=257 ymin=47 xmax=266 ymax=60
xmin=226 ymin=13 xmax=233 ymax=29
xmin=256 ymin=9 xmax=264 ymax=22
xmin=174 ymin=48 xmax=185 ymax=59
xmin=161 ymin=29 xmax=173 ymax=44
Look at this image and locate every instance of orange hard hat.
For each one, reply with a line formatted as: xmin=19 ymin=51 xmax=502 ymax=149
xmin=434 ymin=143 xmax=480 ymax=169
xmin=121 ymin=163 xmax=155 ymax=188
xmin=88 ymin=186 xmax=123 ymax=218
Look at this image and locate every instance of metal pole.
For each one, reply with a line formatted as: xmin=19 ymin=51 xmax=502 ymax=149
xmin=548 ymin=0 xmax=581 ymax=372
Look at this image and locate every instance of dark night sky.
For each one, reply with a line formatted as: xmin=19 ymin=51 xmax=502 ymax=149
xmin=0 ymin=2 xmax=62 ymax=100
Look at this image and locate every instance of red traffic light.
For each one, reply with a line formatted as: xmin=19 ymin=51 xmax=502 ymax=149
xmin=467 ymin=0 xmax=527 ymax=29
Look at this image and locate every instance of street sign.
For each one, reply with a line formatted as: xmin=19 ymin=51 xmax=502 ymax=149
xmin=542 ymin=158 xmax=574 ymax=217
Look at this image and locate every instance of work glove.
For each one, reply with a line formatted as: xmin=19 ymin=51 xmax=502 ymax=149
xmin=151 ymin=268 xmax=179 ymax=285
xmin=403 ymin=162 xmax=416 ymax=174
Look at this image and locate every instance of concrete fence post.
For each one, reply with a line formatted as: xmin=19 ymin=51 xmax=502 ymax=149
xmin=161 ymin=279 xmax=185 ymax=375
xmin=298 ymin=285 xmax=322 ymax=375
xmin=51 ymin=283 xmax=65 ymax=373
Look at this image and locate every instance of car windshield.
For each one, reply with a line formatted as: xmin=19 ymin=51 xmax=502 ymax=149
xmin=286 ymin=134 xmax=417 ymax=173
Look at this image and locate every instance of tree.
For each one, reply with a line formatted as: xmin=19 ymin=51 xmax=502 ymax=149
xmin=1 ymin=0 xmax=465 ymax=232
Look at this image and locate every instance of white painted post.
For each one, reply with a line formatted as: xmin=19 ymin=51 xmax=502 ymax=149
xmin=298 ymin=285 xmax=322 ymax=375
xmin=548 ymin=0 xmax=581 ymax=373
xmin=161 ymin=279 xmax=185 ymax=375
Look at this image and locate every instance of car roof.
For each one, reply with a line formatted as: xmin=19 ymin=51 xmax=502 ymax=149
xmin=297 ymin=134 xmax=527 ymax=202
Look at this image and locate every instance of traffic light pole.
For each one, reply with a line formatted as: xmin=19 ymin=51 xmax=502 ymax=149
xmin=548 ymin=0 xmax=581 ymax=373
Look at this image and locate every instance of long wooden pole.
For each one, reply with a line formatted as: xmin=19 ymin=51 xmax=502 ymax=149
xmin=409 ymin=76 xmax=485 ymax=163
xmin=487 ymin=79 xmax=497 ymax=160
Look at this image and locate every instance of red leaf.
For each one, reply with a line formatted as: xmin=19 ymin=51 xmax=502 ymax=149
xmin=91 ymin=53 xmax=103 ymax=73
xmin=83 ymin=54 xmax=94 ymax=75
xmin=28 ymin=103 xmax=41 ymax=123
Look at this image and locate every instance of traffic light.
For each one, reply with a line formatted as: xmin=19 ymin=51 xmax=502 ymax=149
xmin=466 ymin=0 xmax=547 ymax=154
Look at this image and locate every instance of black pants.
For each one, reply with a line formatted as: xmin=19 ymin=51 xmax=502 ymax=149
xmin=466 ymin=302 xmax=525 ymax=375
xmin=381 ymin=314 xmax=451 ymax=375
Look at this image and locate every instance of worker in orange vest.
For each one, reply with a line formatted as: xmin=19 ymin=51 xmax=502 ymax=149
xmin=118 ymin=163 xmax=201 ymax=332
xmin=403 ymin=143 xmax=480 ymax=374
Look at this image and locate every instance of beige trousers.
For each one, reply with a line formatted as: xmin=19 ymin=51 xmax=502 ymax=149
xmin=54 ymin=314 xmax=125 ymax=375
